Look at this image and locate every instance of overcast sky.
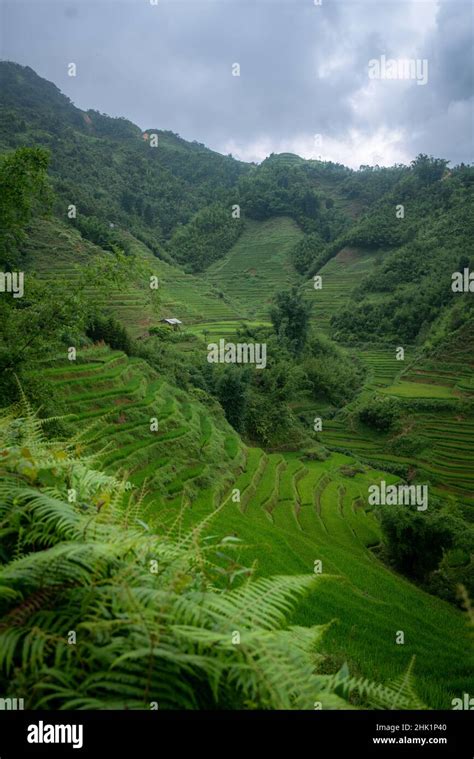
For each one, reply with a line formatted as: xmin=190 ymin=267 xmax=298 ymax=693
xmin=1 ymin=0 xmax=472 ymax=168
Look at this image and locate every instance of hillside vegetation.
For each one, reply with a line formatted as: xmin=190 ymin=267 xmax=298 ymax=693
xmin=0 ymin=62 xmax=472 ymax=711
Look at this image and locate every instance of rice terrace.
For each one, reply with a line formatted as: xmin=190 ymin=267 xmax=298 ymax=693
xmin=0 ymin=0 xmax=473 ymax=746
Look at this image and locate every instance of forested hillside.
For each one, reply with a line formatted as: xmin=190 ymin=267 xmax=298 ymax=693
xmin=0 ymin=62 xmax=472 ymax=712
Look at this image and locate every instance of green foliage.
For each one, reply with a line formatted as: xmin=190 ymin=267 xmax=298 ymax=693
xmin=237 ymin=155 xmax=351 ymax=239
xmin=377 ymin=499 xmax=474 ymax=595
xmin=0 ymin=276 xmax=87 ymax=406
xmin=0 ymin=401 xmax=352 ymax=710
xmin=343 ymin=207 xmax=408 ymax=249
xmin=411 ymin=154 xmax=449 ymax=186
xmin=71 ymin=214 xmax=132 ymax=255
xmin=270 ymin=288 xmax=312 ymax=355
xmin=202 ymin=327 xmax=364 ymax=446
xmin=302 ymin=335 xmax=365 ymax=405
xmin=379 ymin=504 xmax=450 ymax=579
xmin=86 ymin=314 xmax=133 ymax=354
xmin=331 ymin=166 xmax=474 ymax=343
xmin=0 ymin=62 xmax=250 ymax=253
xmin=149 ymin=325 xmax=174 ymax=340
xmin=0 ymin=146 xmax=51 ymax=267
xmin=320 ymin=656 xmax=426 ymax=709
xmin=168 ymin=204 xmax=243 ymax=272
xmin=85 ymin=110 xmax=141 ymax=139
xmin=340 ymin=164 xmax=407 ymax=204
xmin=245 ymin=385 xmax=296 ymax=447
xmin=0 ymin=241 xmax=140 ymax=409
xmin=386 ymin=432 xmax=428 ymax=457
xmin=358 ymin=396 xmax=401 ymax=432
xmin=291 ymin=233 xmax=326 ymax=275
xmin=215 ymin=367 xmax=250 ymax=432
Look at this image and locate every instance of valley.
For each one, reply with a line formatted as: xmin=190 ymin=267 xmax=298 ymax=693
xmin=30 ymin=342 xmax=471 ymax=708
xmin=17 ymin=207 xmax=473 ymax=709
xmin=0 ymin=61 xmax=472 ymax=711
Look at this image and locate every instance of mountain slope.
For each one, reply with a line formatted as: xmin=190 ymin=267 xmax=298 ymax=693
xmin=1 ymin=62 xmax=472 ymax=713
xmin=0 ymin=61 xmax=250 ymax=249
xmin=204 ymin=216 xmax=303 ymax=320
xmin=30 ymin=343 xmax=472 ymax=709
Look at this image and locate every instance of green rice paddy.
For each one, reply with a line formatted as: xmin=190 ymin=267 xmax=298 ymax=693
xmin=32 ymin=343 xmax=472 ymax=709
xmin=24 ymin=213 xmax=473 ymax=709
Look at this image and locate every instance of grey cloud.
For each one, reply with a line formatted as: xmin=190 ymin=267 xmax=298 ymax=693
xmin=1 ymin=0 xmax=472 ymax=166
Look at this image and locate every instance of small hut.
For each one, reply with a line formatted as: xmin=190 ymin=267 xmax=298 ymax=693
xmin=159 ymin=318 xmax=182 ymax=331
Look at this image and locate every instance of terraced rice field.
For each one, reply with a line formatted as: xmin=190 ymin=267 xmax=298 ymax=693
xmin=318 ymin=417 xmax=474 ymax=500
xmin=302 ymin=247 xmax=383 ymax=332
xmin=401 ymin=358 xmax=474 ymax=398
xmin=35 ymin=345 xmax=244 ymax=509
xmin=178 ymin=450 xmax=471 ymax=709
xmin=296 ymin=240 xmax=474 ymax=504
xmin=203 ymin=217 xmax=303 ymax=320
xmin=320 ymin=347 xmax=474 ymax=502
xmin=24 ymin=219 xmax=242 ymax=336
xmin=381 ymin=382 xmax=460 ymax=399
xmin=35 ymin=345 xmax=472 ymax=710
xmin=187 ymin=319 xmax=270 ymax=342
xmin=24 ymin=213 xmax=472 ymax=709
xmin=359 ymin=347 xmax=412 ymax=389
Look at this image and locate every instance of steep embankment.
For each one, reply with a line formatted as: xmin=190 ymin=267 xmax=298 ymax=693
xmin=187 ymin=216 xmax=303 ymax=340
xmin=302 ymin=246 xmax=384 ymax=332
xmin=4 ymin=61 xmax=472 ymax=711
xmin=22 ymin=217 xmax=243 ymax=336
xmin=32 ymin=342 xmax=472 ymax=709
xmin=297 ymin=233 xmax=474 ymax=503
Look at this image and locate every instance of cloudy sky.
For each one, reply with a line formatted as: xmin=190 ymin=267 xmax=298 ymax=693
xmin=1 ymin=0 xmax=472 ymax=168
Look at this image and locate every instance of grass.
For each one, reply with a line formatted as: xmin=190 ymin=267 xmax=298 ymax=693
xmin=178 ymin=452 xmax=470 ymax=709
xmin=203 ymin=217 xmax=303 ymax=320
xmin=23 ymin=217 xmax=243 ymax=337
xmin=381 ymin=382 xmax=459 ymax=399
xmin=28 ymin=332 xmax=472 ymax=711
xmin=302 ymin=247 xmax=384 ymax=332
xmin=24 ymin=213 xmax=473 ymax=710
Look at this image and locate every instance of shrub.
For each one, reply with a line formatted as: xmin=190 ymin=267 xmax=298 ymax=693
xmin=378 ymin=503 xmax=456 ymax=580
xmin=358 ymin=396 xmax=401 ymax=432
xmin=86 ymin=314 xmax=133 ymax=354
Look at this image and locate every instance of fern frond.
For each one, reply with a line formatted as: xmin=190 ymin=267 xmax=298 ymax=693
xmin=318 ymin=655 xmax=427 ymax=710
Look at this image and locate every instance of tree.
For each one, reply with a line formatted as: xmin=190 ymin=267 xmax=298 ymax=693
xmin=216 ymin=367 xmax=250 ymax=432
xmin=270 ymin=288 xmax=312 ymax=355
xmin=86 ymin=314 xmax=132 ymax=354
xmin=0 ymin=274 xmax=88 ymax=409
xmin=379 ymin=504 xmax=456 ymax=581
xmin=0 ymin=146 xmax=51 ymax=266
xmin=358 ymin=395 xmax=401 ymax=432
xmin=291 ymin=233 xmax=325 ymax=275
xmin=411 ymin=154 xmax=449 ymax=185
